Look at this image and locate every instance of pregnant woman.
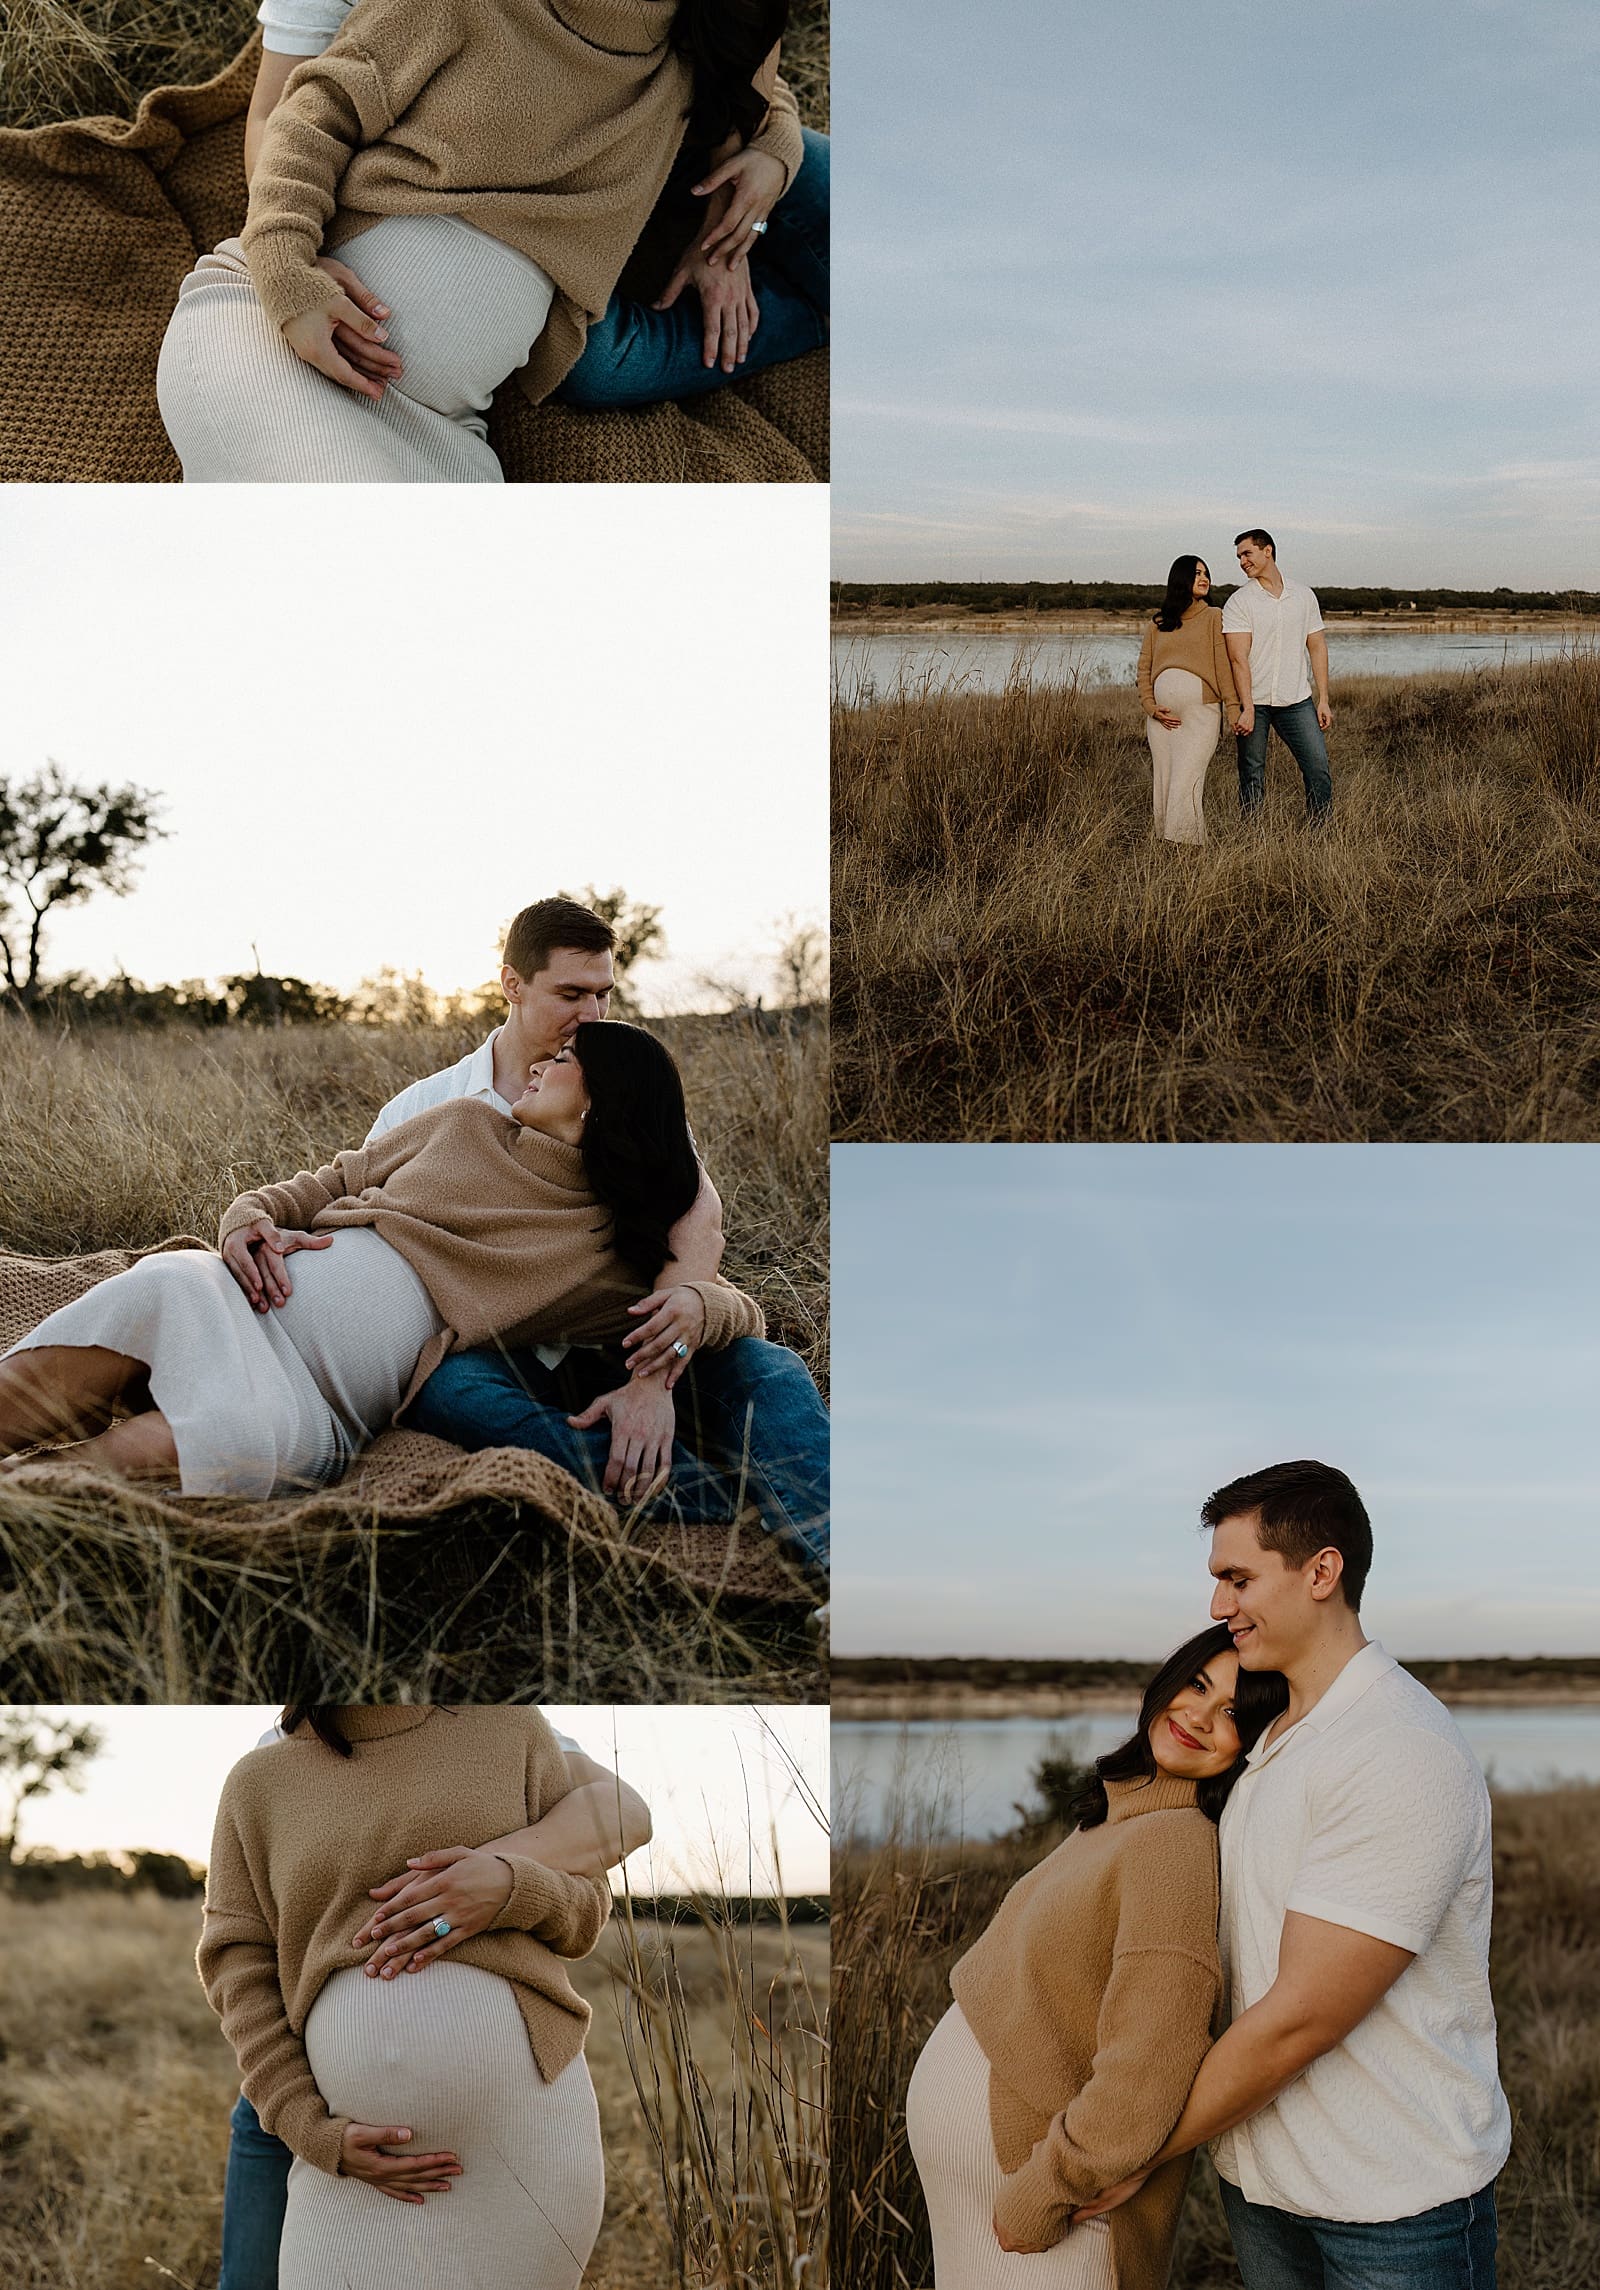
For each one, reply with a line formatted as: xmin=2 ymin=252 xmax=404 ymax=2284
xmin=906 ymin=1625 xmax=1287 ymax=2290
xmin=1136 ymin=557 xmax=1239 ymax=846
xmin=155 ymin=0 xmax=827 ymax=481
xmin=200 ymin=1703 xmax=617 ymax=2290
xmin=0 ymin=1022 xmax=762 ymax=1496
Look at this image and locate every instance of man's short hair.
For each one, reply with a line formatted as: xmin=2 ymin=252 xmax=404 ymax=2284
xmin=1234 ymin=528 xmax=1276 ymax=556
xmin=502 ymin=897 xmax=616 ymax=980
xmin=1201 ymin=1460 xmax=1371 ymax=1611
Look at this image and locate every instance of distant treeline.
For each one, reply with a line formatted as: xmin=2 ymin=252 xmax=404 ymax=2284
xmin=835 ymin=1654 xmax=1600 ymax=1693
xmin=833 ymin=581 xmax=1600 ymax=619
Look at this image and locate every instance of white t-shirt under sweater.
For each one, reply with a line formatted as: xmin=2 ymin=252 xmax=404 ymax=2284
xmin=1212 ymin=1641 xmax=1511 ymax=2222
xmin=258 ymin=0 xmax=352 ymax=58
xmin=1220 ymin=575 xmax=1324 ymax=708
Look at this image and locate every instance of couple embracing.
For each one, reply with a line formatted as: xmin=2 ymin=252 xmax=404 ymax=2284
xmin=1138 ymin=531 xmax=1334 ymax=845
xmin=909 ymin=1459 xmax=1510 ymax=2290
xmin=0 ymin=895 xmax=827 ymax=1578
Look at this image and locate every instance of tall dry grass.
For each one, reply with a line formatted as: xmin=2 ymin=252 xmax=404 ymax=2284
xmin=0 ymin=1012 xmax=826 ymax=1703
xmin=833 ymin=652 xmax=1600 ymax=1141
xmin=0 ymin=1886 xmax=829 ymax=2290
xmin=831 ymin=1782 xmax=1600 ymax=2290
xmin=0 ymin=0 xmax=829 ymax=129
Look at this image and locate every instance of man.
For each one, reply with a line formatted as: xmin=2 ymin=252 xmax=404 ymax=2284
xmin=218 ymin=1724 xmax=651 ymax=2290
xmin=234 ymin=895 xmax=828 ymax=1576
xmin=1222 ymin=531 xmax=1334 ymax=821
xmin=1076 ymin=1459 xmax=1511 ymax=2287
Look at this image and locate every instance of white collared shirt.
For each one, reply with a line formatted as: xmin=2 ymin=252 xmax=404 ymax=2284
xmin=1220 ymin=575 xmax=1324 ymax=707
xmin=366 ymin=1031 xmax=510 ymax=1142
xmin=1212 ymin=1641 xmax=1511 ymax=2222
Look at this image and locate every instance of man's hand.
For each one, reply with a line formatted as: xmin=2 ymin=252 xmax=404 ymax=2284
xmin=338 ymin=2123 xmax=462 ymax=2203
xmin=314 ymin=257 xmax=404 ymax=386
xmin=691 ymin=146 xmax=788 ymax=267
xmin=1072 ymin=2168 xmax=1154 ymax=2221
xmin=655 ymin=246 xmax=760 ymax=373
xmin=1316 ymin=700 xmax=1333 ymax=732
xmin=355 ymin=1845 xmax=514 ymax=1976
xmin=622 ymin=1284 xmax=708 ymax=1385
xmin=1233 ymin=704 xmax=1255 ymax=736
xmin=283 ymin=294 xmax=396 ymax=401
xmin=220 ymin=1218 xmax=333 ymax=1312
xmin=568 ymin=1374 xmax=677 ymax=1501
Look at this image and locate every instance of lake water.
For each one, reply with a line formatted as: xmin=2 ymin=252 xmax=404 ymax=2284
xmin=832 ymin=626 xmax=1587 ymax=702
xmin=833 ymin=1709 xmax=1600 ymax=1841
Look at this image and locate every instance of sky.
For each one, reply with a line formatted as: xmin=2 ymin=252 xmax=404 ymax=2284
xmin=832 ymin=1144 xmax=1600 ymax=1660
xmin=833 ymin=0 xmax=1600 ymax=586
xmin=0 ymin=489 xmax=826 ymax=1009
xmin=13 ymin=1706 xmax=829 ymax=1895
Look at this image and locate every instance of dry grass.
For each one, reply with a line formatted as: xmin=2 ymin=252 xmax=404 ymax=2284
xmin=833 ymin=652 xmax=1600 ymax=1141
xmin=0 ymin=1012 xmax=827 ymax=1704
xmin=831 ymin=1784 xmax=1600 ymax=2290
xmin=0 ymin=1887 xmax=828 ymax=2290
xmin=0 ymin=0 xmax=829 ymax=131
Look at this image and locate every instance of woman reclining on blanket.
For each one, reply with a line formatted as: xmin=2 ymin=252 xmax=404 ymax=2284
xmin=154 ymin=0 xmax=830 ymax=482
xmin=0 ymin=1022 xmax=765 ymax=1504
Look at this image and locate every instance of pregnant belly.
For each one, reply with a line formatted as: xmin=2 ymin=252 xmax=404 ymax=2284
xmin=303 ymin=1962 xmax=538 ymax=2138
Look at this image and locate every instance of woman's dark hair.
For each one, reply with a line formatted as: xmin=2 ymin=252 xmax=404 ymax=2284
xmin=1067 ymin=1624 xmax=1287 ymax=1831
xmin=673 ymin=0 xmax=790 ymax=152
xmin=569 ymin=1021 xmax=701 ymax=1285
xmin=281 ymin=1706 xmax=353 ymax=1757
xmin=1154 ymin=554 xmax=1209 ymax=632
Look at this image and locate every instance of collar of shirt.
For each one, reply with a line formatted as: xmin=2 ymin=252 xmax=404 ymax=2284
xmin=1244 ymin=1640 xmax=1396 ymax=1772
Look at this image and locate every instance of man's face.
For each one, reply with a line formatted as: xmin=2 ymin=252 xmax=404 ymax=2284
xmin=1208 ymin=1510 xmax=1319 ymax=1670
xmin=1235 ymin=538 xmax=1273 ymax=581
xmin=507 ymin=945 xmax=615 ymax=1060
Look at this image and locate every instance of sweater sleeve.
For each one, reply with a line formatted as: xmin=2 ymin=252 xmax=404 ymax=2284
xmin=687 ymin=1277 xmax=767 ymax=1349
xmin=218 ymin=1148 xmax=370 ymax=1246
xmin=241 ymin=49 xmax=394 ymax=328
xmin=1137 ymin=626 xmax=1157 ymax=714
xmin=197 ymin=1793 xmax=352 ymax=2177
xmin=487 ymin=1855 xmax=613 ymax=1958
xmin=746 ymin=48 xmax=804 ymax=189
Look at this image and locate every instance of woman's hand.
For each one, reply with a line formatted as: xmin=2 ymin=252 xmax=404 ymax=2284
xmin=354 ymin=1845 xmax=515 ymax=1976
xmin=691 ymin=146 xmax=789 ymax=266
xmin=339 ymin=2122 xmax=462 ymax=2203
xmin=1151 ymin=706 xmax=1183 ymax=729
xmin=220 ymin=1219 xmax=333 ymax=1312
xmin=623 ymin=1284 xmax=708 ymax=1385
xmin=283 ymin=293 xmax=400 ymax=401
xmin=654 ymin=249 xmax=761 ymax=373
xmin=314 ymin=257 xmax=404 ymax=386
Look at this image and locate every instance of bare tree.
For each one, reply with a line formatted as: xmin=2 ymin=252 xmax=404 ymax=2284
xmin=0 ymin=762 xmax=165 ymax=1010
xmin=773 ymin=921 xmax=829 ymax=1009
xmin=0 ymin=1708 xmax=104 ymax=1875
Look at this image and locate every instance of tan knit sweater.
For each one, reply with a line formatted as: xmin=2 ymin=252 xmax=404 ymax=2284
xmin=241 ymin=0 xmax=804 ymax=401
xmin=217 ymin=1097 xmax=765 ymax=1414
xmin=198 ymin=1706 xmax=613 ymax=2175
xmin=1136 ymin=602 xmax=1239 ymax=715
xmin=949 ymin=1774 xmax=1221 ymax=2290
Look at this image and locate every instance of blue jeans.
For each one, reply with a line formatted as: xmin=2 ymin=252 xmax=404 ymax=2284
xmin=1237 ymin=696 xmax=1333 ymax=819
xmin=557 ymin=128 xmax=829 ymax=408
xmin=220 ymin=2092 xmax=290 ymax=2290
xmin=409 ymin=1336 xmax=829 ymax=1579
xmin=1220 ymin=2173 xmax=1498 ymax=2289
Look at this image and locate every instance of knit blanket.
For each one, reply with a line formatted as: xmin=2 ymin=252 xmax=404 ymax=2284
xmin=0 ymin=38 xmax=828 ymax=486
xmin=0 ymin=1240 xmax=811 ymax=1606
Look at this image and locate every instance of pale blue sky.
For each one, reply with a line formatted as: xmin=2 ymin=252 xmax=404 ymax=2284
xmin=833 ymin=0 xmax=1600 ymax=585
xmin=832 ymin=1146 xmax=1600 ymax=1658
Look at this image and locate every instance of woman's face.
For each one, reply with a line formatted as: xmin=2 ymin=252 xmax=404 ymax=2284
xmin=1148 ymin=1649 xmax=1243 ymax=1780
xmin=1192 ymin=561 xmax=1211 ymax=598
xmin=512 ymin=1047 xmax=592 ymax=1137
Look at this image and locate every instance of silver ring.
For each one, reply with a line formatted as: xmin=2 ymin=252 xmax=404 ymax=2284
xmin=749 ymin=218 xmax=769 ymax=236
xmin=432 ymin=1917 xmax=451 ymax=1938
xmin=672 ymin=1339 xmax=690 ymax=1359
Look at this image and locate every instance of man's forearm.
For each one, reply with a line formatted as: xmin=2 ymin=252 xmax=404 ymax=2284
xmin=1225 ymin=636 xmax=1253 ymax=711
xmin=480 ymin=1777 xmax=652 ymax=1878
xmin=1148 ymin=1996 xmax=1325 ymax=2166
xmin=662 ymin=1169 xmax=724 ymax=1284
xmin=1307 ymin=634 xmax=1331 ymax=707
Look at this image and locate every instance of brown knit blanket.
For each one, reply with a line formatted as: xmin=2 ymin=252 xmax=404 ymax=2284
xmin=0 ymin=1240 xmax=810 ymax=1606
xmin=0 ymin=38 xmax=828 ymax=485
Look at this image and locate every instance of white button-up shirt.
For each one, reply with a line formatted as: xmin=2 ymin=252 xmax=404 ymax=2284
xmin=1220 ymin=575 xmax=1325 ymax=707
xmin=366 ymin=1031 xmax=510 ymax=1142
xmin=1212 ymin=1642 xmax=1511 ymax=2222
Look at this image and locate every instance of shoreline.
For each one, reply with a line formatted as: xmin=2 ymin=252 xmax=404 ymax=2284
xmin=832 ymin=610 xmax=1590 ymax=639
xmin=833 ymin=1685 xmax=1600 ymax=1723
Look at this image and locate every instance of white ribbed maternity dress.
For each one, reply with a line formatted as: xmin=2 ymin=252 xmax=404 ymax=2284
xmin=156 ymin=214 xmax=556 ymax=483
xmin=1145 ymin=666 xmax=1221 ymax=845
xmin=4 ymin=1227 xmax=443 ymax=1495
xmin=907 ymin=2003 xmax=1118 ymax=2290
xmin=282 ymin=1961 xmax=605 ymax=2290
